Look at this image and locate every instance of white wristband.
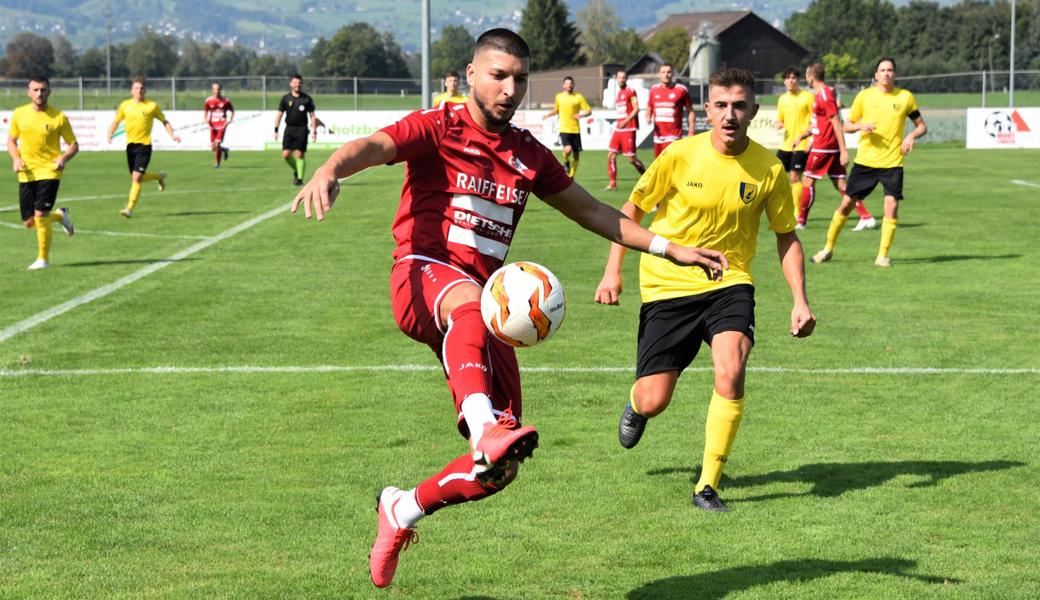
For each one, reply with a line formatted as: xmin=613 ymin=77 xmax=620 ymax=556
xmin=648 ymin=234 xmax=669 ymax=258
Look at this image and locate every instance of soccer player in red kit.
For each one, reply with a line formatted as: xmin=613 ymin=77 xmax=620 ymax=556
xmin=794 ymin=63 xmax=873 ymax=229
xmin=291 ymin=28 xmax=728 ymax=589
xmin=605 ymin=70 xmax=646 ymax=190
xmin=646 ymin=63 xmax=694 ymax=157
xmin=203 ymin=83 xmax=234 ymax=168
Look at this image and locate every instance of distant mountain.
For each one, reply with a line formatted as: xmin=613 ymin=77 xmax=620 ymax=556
xmin=0 ymin=0 xmax=958 ymax=57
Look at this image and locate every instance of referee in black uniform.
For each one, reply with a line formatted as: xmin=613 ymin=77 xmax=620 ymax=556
xmin=274 ymin=74 xmax=317 ymax=186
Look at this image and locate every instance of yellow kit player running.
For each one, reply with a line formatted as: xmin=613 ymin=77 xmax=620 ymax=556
xmin=7 ymin=76 xmax=79 ymax=271
xmin=108 ymin=77 xmax=181 ymax=218
xmin=595 ymin=67 xmax=816 ymax=512
xmin=432 ymin=71 xmax=468 ymax=108
xmin=812 ymin=57 xmax=927 ymax=267
xmin=543 ymin=76 xmax=591 ymax=177
xmin=775 ymin=66 xmax=814 ymax=216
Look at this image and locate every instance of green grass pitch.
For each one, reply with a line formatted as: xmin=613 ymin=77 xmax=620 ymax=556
xmin=2 ymin=144 xmax=1039 ymax=598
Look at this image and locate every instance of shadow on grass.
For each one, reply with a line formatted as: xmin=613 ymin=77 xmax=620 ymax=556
xmin=65 ymin=258 xmax=199 ymax=267
xmin=897 ymin=253 xmax=1021 ymax=264
xmin=627 ymin=557 xmax=958 ymax=599
xmin=163 ymin=210 xmax=250 ymax=217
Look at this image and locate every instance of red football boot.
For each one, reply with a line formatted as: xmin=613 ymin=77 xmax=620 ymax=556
xmin=369 ymin=487 xmax=419 ymax=588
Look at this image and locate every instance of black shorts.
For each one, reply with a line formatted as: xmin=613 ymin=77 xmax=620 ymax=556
xmin=846 ymin=164 xmax=904 ymax=200
xmin=636 ymin=284 xmax=756 ymax=378
xmin=559 ymin=132 xmax=582 ymax=155
xmin=282 ymin=126 xmax=309 ymax=152
xmin=776 ymin=150 xmax=808 ymax=172
xmin=19 ymin=179 xmax=61 ymax=221
xmin=126 ymin=143 xmax=153 ymax=173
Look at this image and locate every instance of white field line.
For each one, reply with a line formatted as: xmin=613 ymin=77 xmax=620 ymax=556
xmin=0 ymin=219 xmax=211 ymax=240
xmin=0 ymin=186 xmax=273 ymax=213
xmin=0 ymin=203 xmax=289 ymax=344
xmin=1010 ymin=179 xmax=1040 ymax=189
xmin=1 ymin=365 xmax=1036 ymax=378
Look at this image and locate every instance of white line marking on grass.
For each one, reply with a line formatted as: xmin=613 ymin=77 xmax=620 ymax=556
xmin=0 ymin=203 xmax=289 ymax=344
xmin=0 ymin=220 xmax=211 ymax=240
xmin=1 ymin=365 xmax=1036 ymax=378
xmin=0 ymin=186 xmax=273 ymax=212
xmin=1011 ymin=179 xmax=1040 ymax=189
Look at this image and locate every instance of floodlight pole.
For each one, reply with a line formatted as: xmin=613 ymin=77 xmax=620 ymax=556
xmin=421 ymin=0 xmax=431 ymax=109
xmin=1009 ymin=0 xmax=1016 ymax=107
xmin=106 ymin=0 xmax=112 ymax=96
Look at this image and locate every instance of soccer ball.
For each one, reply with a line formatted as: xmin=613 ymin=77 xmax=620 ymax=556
xmin=481 ymin=261 xmax=566 ymax=348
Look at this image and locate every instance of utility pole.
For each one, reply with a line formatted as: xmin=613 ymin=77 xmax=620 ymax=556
xmin=106 ymin=0 xmax=112 ymax=96
xmin=421 ymin=0 xmax=431 ymax=109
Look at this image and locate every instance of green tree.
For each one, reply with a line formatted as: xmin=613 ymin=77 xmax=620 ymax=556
xmin=647 ymin=26 xmax=689 ymax=70
xmin=432 ymin=25 xmax=474 ymax=79
xmin=786 ymin=0 xmax=897 ymax=71
xmin=310 ymin=23 xmax=409 ymax=77
xmin=126 ymin=28 xmax=178 ymax=77
xmin=4 ymin=33 xmax=55 ymax=79
xmin=519 ymin=0 xmax=585 ymax=70
xmin=821 ymin=52 xmax=859 ymax=81
xmin=605 ymin=29 xmax=647 ymax=66
xmin=51 ymin=35 xmax=77 ymax=78
xmin=576 ymin=0 xmax=621 ymax=64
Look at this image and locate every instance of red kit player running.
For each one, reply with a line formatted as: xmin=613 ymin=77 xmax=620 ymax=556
xmin=605 ymin=70 xmax=646 ymax=190
xmin=646 ymin=63 xmax=694 ymax=157
xmin=291 ymin=29 xmax=728 ymax=589
xmin=203 ymin=83 xmax=234 ymax=168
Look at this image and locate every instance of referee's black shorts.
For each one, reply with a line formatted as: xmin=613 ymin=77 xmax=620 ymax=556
xmin=282 ymin=126 xmax=309 ymax=152
xmin=636 ymin=284 xmax=756 ymax=379
xmin=560 ymin=132 xmax=582 ymax=155
xmin=19 ymin=179 xmax=61 ymax=221
xmin=126 ymin=143 xmax=153 ymax=173
xmin=845 ymin=164 xmax=904 ymax=200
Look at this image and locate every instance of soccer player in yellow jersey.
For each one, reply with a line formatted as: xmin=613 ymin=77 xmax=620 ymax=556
xmin=8 ymin=76 xmax=78 ymax=270
xmin=543 ymin=76 xmax=591 ymax=177
xmin=107 ymin=77 xmax=181 ymax=218
xmin=775 ymin=66 xmax=815 ymax=218
xmin=432 ymin=71 xmax=468 ymax=108
xmin=812 ymin=57 xmax=927 ymax=267
xmin=595 ymin=67 xmax=816 ymax=512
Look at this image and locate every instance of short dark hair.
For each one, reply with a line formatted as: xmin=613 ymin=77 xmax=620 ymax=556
xmin=474 ymin=28 xmax=530 ymax=59
xmin=132 ymin=76 xmax=146 ymax=85
xmin=709 ymin=67 xmax=755 ymax=93
xmin=659 ymin=63 xmax=674 ymax=70
xmin=562 ymin=76 xmax=574 ymax=83
xmin=444 ymin=71 xmax=460 ymax=79
xmin=807 ymin=63 xmax=825 ymax=81
xmin=28 ymin=75 xmax=50 ymax=86
xmin=781 ymin=66 xmax=800 ymax=79
xmin=291 ymin=73 xmax=303 ymax=81
xmin=875 ymin=57 xmax=896 ymax=72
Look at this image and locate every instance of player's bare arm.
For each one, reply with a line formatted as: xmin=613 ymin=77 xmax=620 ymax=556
xmin=7 ymin=135 xmax=24 ymax=172
xmin=310 ymin=112 xmax=318 ymax=142
xmin=901 ymin=115 xmax=927 ymax=155
xmin=273 ymin=111 xmax=284 ymax=140
xmin=776 ymin=230 xmax=815 ymax=337
xmin=593 ymin=200 xmax=645 ymax=305
xmin=54 ymin=141 xmax=79 ymax=171
xmin=163 ymin=120 xmax=181 ymax=143
xmin=620 ymin=100 xmax=639 ymax=129
xmin=830 ymin=112 xmax=849 ymax=165
xmin=291 ymin=131 xmax=398 ymax=221
xmin=844 ymin=119 xmax=874 ymax=134
xmin=542 ymin=183 xmax=727 ymax=277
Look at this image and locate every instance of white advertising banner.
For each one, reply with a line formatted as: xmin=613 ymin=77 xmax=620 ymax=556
xmin=966 ymin=108 xmax=1040 ymax=149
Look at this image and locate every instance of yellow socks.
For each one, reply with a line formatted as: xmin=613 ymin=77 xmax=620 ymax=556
xmin=127 ymin=181 xmax=142 ymax=211
xmin=34 ymin=216 xmax=52 ymax=261
xmin=629 ymin=383 xmax=641 ymax=414
xmin=878 ymin=217 xmax=898 ymax=258
xmin=791 ymin=181 xmax=802 ymax=216
xmin=824 ymin=210 xmax=849 ymax=252
xmin=695 ymin=391 xmax=745 ymax=493
xmin=569 ymin=157 xmax=579 ymax=178
xmin=141 ymin=172 xmax=160 ymax=182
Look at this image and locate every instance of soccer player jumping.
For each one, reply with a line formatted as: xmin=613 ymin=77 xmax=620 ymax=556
xmin=291 ymin=29 xmax=728 ymax=588
xmin=595 ymin=67 xmax=816 ymax=512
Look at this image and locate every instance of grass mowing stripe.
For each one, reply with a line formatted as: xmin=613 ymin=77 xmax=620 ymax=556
xmin=0 ymin=202 xmax=289 ymax=344
xmin=0 ymin=185 xmax=274 ymax=212
xmin=1 ymin=365 xmax=1036 ymax=377
xmin=0 ymin=220 xmax=211 ymax=240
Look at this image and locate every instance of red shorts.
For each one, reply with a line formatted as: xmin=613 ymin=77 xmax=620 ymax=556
xmin=389 ymin=256 xmax=522 ymax=433
xmin=608 ymin=130 xmax=637 ymax=156
xmin=209 ymin=124 xmax=227 ymax=144
xmin=804 ymin=150 xmax=846 ymax=180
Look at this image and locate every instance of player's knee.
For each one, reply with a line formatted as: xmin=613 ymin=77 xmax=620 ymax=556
xmin=713 ymin=362 xmax=746 ymax=397
xmin=633 ymin=383 xmax=672 ymax=417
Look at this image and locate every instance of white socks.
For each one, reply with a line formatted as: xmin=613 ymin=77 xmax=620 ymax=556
xmin=389 ymin=487 xmax=425 ymax=530
xmin=461 ymin=393 xmax=495 ymax=449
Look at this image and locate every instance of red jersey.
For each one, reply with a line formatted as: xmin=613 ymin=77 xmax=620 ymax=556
xmin=204 ymin=96 xmax=234 ymax=127
xmin=810 ymin=85 xmax=840 ymax=150
xmin=380 ymin=104 xmax=573 ymax=282
xmin=648 ymin=83 xmax=691 ymax=143
xmin=614 ymin=87 xmax=639 ymax=132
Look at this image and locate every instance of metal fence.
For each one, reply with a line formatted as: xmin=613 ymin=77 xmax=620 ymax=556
xmin=0 ymin=70 xmax=1037 ymax=111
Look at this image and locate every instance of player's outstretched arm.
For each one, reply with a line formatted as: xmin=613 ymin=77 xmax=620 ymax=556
xmin=594 ymin=200 xmax=645 ymax=306
xmin=542 ymin=182 xmax=727 ymax=277
xmin=291 ymin=132 xmax=398 ymax=221
xmin=776 ymin=230 xmax=815 ymax=338
xmin=7 ymin=135 xmax=24 ymax=172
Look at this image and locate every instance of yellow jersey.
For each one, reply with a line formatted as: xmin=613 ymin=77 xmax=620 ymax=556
xmin=630 ymin=132 xmax=795 ymax=303
xmin=433 ymin=92 xmax=468 ymax=108
xmin=554 ymin=91 xmax=590 ymax=134
xmin=848 ymin=86 xmax=919 ymax=168
xmin=114 ymin=99 xmax=168 ymax=145
xmin=9 ymin=104 xmax=77 ymax=183
xmin=777 ymin=89 xmax=814 ymax=152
